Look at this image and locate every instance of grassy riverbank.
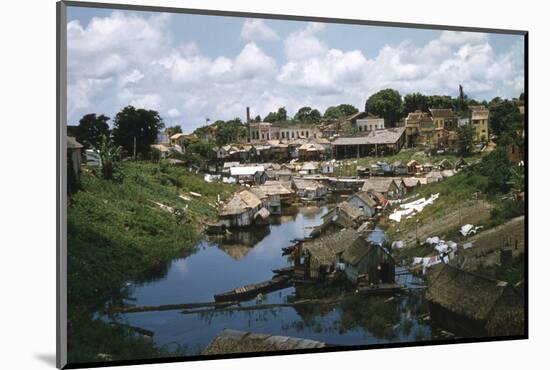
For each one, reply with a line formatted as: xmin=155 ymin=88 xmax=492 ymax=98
xmin=384 ymin=161 xmax=524 ymax=262
xmin=67 ymin=161 xmax=237 ymax=363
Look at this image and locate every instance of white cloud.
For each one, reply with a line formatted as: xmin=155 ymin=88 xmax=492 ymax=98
xmin=284 ymin=22 xmax=327 ymax=60
xmin=241 ymin=19 xmax=279 ymax=41
xmin=167 ymin=108 xmax=182 ymax=118
xmin=67 ymin=12 xmax=524 ymax=131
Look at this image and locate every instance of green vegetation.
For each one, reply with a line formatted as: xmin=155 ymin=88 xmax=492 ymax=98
xmin=75 ymin=113 xmax=110 ymax=149
xmin=112 ymin=105 xmax=165 ymax=158
xmin=67 ymin=161 xmax=237 ymax=363
xmin=364 ymin=88 xmax=403 ymax=126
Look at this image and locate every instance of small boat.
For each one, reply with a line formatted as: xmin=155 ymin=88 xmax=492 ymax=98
xmin=272 ymin=266 xmax=295 ymax=276
xmin=214 ymin=275 xmax=291 ymax=302
xmin=357 ymin=283 xmax=405 ymax=296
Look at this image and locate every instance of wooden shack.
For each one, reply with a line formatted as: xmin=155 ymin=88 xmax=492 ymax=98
xmin=347 ymin=191 xmax=377 ymax=217
xmin=219 ymin=189 xmax=263 ymax=228
xmin=301 ymin=229 xmax=358 ymax=279
xmin=340 ymin=242 xmax=396 ymax=285
xmin=426 ymin=264 xmax=524 ymax=337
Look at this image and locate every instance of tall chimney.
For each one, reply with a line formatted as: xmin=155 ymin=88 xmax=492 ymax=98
xmin=246 ymin=106 xmax=251 ymax=142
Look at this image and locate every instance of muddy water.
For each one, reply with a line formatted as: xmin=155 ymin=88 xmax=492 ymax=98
xmin=109 ymin=207 xmax=434 ymax=355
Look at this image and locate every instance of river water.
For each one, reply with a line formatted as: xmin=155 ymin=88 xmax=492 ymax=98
xmin=111 ymin=206 xmax=433 ymax=355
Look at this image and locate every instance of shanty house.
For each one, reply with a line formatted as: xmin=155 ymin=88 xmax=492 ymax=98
xmin=320 ymin=161 xmax=335 ymax=175
xmin=302 ymin=229 xmax=359 ymax=279
xmin=407 ymin=160 xmax=420 ymax=174
xmin=300 ymin=162 xmax=319 ymax=175
xmin=393 ymin=161 xmax=408 ymax=175
xmin=219 ymin=189 xmax=264 ymax=228
xmin=426 ymin=264 xmax=524 ymax=336
xmin=230 ymin=166 xmax=268 ymax=185
xmin=426 ymin=170 xmax=443 ymax=183
xmin=341 ymin=242 xmax=396 ymax=285
xmin=298 ymin=142 xmax=325 ymax=161
xmin=361 ymin=177 xmax=404 ymax=199
xmin=347 ymin=191 xmax=377 ymax=217
xmin=67 ymin=136 xmax=83 ymax=188
xmin=402 ymin=177 xmax=421 ymax=193
xmin=255 ymin=182 xmax=295 ymax=213
xmin=292 ymin=179 xmax=328 ymax=200
xmin=438 ymin=159 xmax=453 ymax=170
xmin=323 ymin=201 xmax=366 ymax=230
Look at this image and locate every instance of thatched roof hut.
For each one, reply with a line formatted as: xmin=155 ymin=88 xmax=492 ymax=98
xmin=303 ymin=229 xmax=360 ymax=278
xmin=219 ymin=189 xmax=261 ymax=216
xmin=426 ymin=264 xmax=524 ymax=336
xmin=203 ymin=329 xmax=327 ymax=355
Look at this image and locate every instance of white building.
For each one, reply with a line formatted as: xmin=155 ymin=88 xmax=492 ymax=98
xmin=356 ymin=113 xmax=385 ymax=132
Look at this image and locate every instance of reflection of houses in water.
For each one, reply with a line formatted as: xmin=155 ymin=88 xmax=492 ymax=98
xmin=426 ymin=264 xmax=524 ymax=337
xmin=216 ymin=244 xmax=253 ymax=261
xmin=222 ymin=225 xmax=271 ymax=247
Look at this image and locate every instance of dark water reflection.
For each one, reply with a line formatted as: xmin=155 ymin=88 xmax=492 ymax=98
xmin=108 ymin=206 xmax=434 ymax=356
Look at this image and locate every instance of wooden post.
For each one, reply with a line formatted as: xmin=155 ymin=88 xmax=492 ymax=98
xmin=133 ymin=136 xmax=136 ymax=160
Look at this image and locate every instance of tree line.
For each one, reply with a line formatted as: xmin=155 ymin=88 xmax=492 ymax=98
xmin=73 ymin=88 xmax=524 ymax=158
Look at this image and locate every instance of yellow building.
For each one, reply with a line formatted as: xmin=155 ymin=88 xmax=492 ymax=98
xmin=470 ymin=105 xmax=489 ymax=142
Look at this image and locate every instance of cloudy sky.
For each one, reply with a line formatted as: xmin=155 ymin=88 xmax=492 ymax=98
xmin=67 ymin=7 xmax=524 ymax=131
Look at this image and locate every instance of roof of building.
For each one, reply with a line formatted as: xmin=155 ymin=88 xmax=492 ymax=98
xmin=170 ymin=132 xmax=191 ymax=140
xmin=254 ymin=207 xmax=271 ymax=220
xmin=470 ymin=105 xmax=489 ymax=112
xmin=349 ymin=191 xmax=377 ymax=208
xmin=429 ymin=108 xmax=455 ymax=118
xmin=361 ymin=177 xmax=398 ymax=193
xmin=332 ymin=127 xmax=406 ymax=146
xmin=67 ymin=136 xmax=83 ymax=149
xmin=303 ymin=229 xmax=361 ymax=266
xmin=426 ymin=264 xmax=522 ymax=323
xmin=293 ymin=178 xmax=325 ymax=191
xmin=402 ymin=177 xmax=421 ymax=188
xmin=341 ymin=240 xmax=377 ymax=266
xmin=257 ymin=182 xmax=294 ymax=196
xmin=219 ymin=190 xmax=262 ymax=216
xmin=203 ymin=329 xmax=327 ymax=355
xmin=298 ymin=143 xmax=325 ymax=152
xmin=346 ymin=111 xmax=368 ymax=121
xmin=230 ymin=166 xmax=265 ymax=176
xmin=301 ymin=162 xmax=319 ymax=171
xmin=338 ymin=201 xmax=365 ymax=222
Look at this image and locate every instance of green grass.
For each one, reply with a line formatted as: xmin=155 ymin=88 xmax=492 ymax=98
xmin=67 ymin=160 xmax=237 ymax=363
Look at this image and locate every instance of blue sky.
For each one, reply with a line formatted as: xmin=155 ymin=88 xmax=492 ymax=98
xmin=67 ymin=6 xmax=525 ymax=131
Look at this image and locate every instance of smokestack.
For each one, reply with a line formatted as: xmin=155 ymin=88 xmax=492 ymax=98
xmin=246 ymin=107 xmax=251 ymax=143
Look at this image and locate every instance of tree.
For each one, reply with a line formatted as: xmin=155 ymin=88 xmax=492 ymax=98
xmin=166 ymin=125 xmax=182 ymax=136
xmin=403 ymin=93 xmax=429 ymax=114
xmin=480 ymin=147 xmax=512 ymax=194
xmin=76 ymin=113 xmax=110 ymax=149
xmin=215 ymin=118 xmax=247 ymax=146
xmin=323 ymin=106 xmax=344 ymax=120
xmin=489 ymin=99 xmax=523 ymax=138
xmin=365 ymin=89 xmax=403 ymax=126
xmin=427 ymin=95 xmax=455 ymax=110
xmin=294 ymin=106 xmax=321 ymax=123
xmin=336 ymin=104 xmax=359 ymax=117
xmin=112 ymin=106 xmax=165 ymax=158
xmin=264 ymin=107 xmax=288 ymax=123
xmin=253 ymin=115 xmax=262 ymax=123
xmin=93 ymin=135 xmax=123 ymax=180
xmin=457 ymin=124 xmax=474 ymax=156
